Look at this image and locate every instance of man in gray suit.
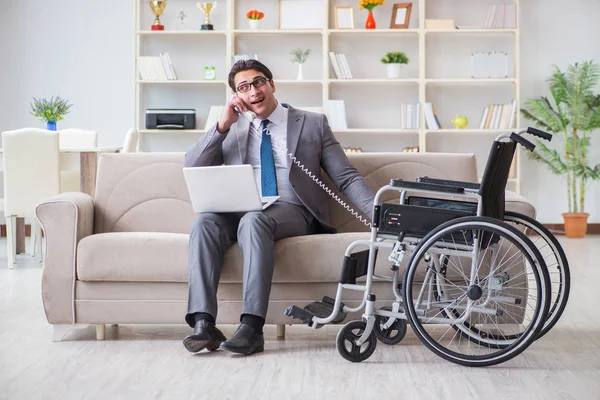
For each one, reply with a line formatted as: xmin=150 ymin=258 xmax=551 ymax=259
xmin=183 ymin=60 xmax=375 ymax=355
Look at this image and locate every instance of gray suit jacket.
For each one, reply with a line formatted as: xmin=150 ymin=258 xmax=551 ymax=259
xmin=184 ymin=103 xmax=375 ymax=233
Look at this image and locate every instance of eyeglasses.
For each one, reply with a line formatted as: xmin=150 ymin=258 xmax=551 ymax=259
xmin=236 ymin=77 xmax=268 ymax=93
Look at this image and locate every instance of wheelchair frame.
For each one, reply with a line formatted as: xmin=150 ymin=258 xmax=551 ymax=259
xmin=284 ymin=127 xmax=568 ymax=367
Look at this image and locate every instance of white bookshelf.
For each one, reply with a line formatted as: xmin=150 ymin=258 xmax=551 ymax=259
xmin=134 ymin=0 xmax=521 ymax=192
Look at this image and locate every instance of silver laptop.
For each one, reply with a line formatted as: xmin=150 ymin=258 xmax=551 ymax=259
xmin=183 ymin=165 xmax=280 ymax=213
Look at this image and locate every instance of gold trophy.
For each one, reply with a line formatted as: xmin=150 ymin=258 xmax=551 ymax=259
xmin=150 ymin=0 xmax=168 ymax=31
xmin=197 ymin=2 xmax=217 ymax=30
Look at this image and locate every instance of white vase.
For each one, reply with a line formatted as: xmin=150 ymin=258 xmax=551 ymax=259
xmin=386 ymin=63 xmax=402 ymax=79
xmin=296 ymin=63 xmax=304 ymax=80
xmin=248 ymin=19 xmax=261 ymax=30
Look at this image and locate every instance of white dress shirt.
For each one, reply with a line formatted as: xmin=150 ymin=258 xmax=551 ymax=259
xmin=247 ymin=101 xmax=303 ymax=205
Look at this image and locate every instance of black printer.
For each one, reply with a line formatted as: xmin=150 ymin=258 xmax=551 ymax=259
xmin=145 ymin=109 xmax=196 ymax=129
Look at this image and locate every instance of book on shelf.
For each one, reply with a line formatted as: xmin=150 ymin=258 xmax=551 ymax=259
xmin=479 ymin=99 xmax=518 ymax=129
xmin=327 ymin=100 xmax=348 ymax=129
xmin=401 ymin=102 xmax=422 ymax=129
xmin=137 ymin=53 xmax=177 ymax=81
xmin=424 ymin=103 xmax=441 ymax=130
xmin=329 ymin=52 xmax=352 ymax=79
xmin=484 ymin=5 xmax=517 ymax=29
xmin=425 ymin=19 xmax=456 ymax=30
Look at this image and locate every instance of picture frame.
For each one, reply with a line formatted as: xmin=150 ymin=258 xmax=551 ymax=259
xmin=279 ymin=0 xmax=325 ymax=30
xmin=390 ymin=3 xmax=412 ymax=29
xmin=334 ymin=6 xmax=354 ymax=29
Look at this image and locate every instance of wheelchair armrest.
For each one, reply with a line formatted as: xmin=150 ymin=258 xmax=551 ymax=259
xmin=389 ymin=179 xmax=465 ymax=194
xmin=416 ymin=176 xmax=481 ymax=191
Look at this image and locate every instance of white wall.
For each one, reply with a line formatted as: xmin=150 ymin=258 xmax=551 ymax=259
xmin=0 ymin=0 xmax=599 ymax=223
xmin=520 ymin=0 xmax=600 ymax=223
xmin=0 ymin=0 xmax=134 ymax=148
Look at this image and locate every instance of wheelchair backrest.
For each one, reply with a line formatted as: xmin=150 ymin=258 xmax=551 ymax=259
xmin=478 ymin=140 xmax=517 ymax=220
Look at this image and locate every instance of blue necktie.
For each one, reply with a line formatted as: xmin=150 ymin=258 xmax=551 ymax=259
xmin=260 ymin=119 xmax=278 ymax=196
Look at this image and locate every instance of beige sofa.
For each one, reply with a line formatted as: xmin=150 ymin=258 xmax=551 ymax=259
xmin=35 ymin=152 xmax=534 ymax=341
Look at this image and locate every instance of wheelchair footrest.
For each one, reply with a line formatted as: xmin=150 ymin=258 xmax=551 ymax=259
xmin=283 ymin=296 xmax=347 ymax=327
xmin=283 ymin=305 xmax=315 ymax=325
xmin=304 ymin=296 xmax=347 ymax=324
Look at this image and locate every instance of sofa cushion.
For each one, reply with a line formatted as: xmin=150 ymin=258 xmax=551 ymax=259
xmin=505 ymin=190 xmax=536 ymax=218
xmin=92 ymin=152 xmax=478 ymax=235
xmin=77 ymin=232 xmax=395 ymax=283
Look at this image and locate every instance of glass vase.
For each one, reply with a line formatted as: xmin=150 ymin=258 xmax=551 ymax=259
xmin=365 ymin=11 xmax=376 ymax=29
xmin=297 ymin=63 xmax=304 ymax=80
xmin=47 ymin=121 xmax=57 ymax=131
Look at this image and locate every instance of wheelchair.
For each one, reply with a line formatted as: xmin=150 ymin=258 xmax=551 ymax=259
xmin=284 ymin=127 xmax=570 ymax=367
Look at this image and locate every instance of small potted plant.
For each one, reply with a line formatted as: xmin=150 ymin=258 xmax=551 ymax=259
xmin=246 ymin=10 xmax=264 ymax=30
xmin=29 ymin=95 xmax=73 ymax=131
xmin=521 ymin=60 xmax=600 ymax=238
xmin=381 ymin=51 xmax=409 ymax=79
xmin=290 ymin=48 xmax=311 ymax=80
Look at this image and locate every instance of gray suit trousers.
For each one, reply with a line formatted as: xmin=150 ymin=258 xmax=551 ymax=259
xmin=185 ymin=202 xmax=316 ymax=327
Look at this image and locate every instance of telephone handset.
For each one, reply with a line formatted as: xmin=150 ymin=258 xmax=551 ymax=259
xmin=234 ymin=107 xmax=371 ymax=227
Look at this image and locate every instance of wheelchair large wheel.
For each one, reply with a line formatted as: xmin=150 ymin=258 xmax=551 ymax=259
xmin=336 ymin=321 xmax=377 ymax=362
xmin=504 ymin=211 xmax=570 ymax=339
xmin=402 ymin=216 xmax=551 ymax=367
xmin=438 ymin=212 xmax=571 ymax=347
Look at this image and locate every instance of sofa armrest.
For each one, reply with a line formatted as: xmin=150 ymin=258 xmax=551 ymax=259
xmin=505 ymin=190 xmax=536 ymax=219
xmin=35 ymin=192 xmax=95 ymax=324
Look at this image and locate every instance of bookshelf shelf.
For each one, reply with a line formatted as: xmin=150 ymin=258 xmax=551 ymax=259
xmin=328 ymin=79 xmax=419 ymax=84
xmin=425 ymin=129 xmax=512 ymax=134
xmin=334 ymin=129 xmax=420 ymax=134
xmin=136 ymin=80 xmax=227 ymax=84
xmin=425 ymin=29 xmax=517 ymax=34
xmin=276 ymin=79 xmax=323 ymax=84
xmin=136 ymin=30 xmax=227 ymax=36
xmin=234 ymin=29 xmax=322 ymax=35
xmin=329 ymin=29 xmax=420 ymax=35
xmin=425 ymin=79 xmax=517 ymax=84
xmin=134 ymin=0 xmax=522 ymax=191
xmin=139 ymin=129 xmax=206 ymax=134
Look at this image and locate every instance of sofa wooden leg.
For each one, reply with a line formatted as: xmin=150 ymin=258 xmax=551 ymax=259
xmin=276 ymin=324 xmax=285 ymax=339
xmin=96 ymin=324 xmax=106 ymax=340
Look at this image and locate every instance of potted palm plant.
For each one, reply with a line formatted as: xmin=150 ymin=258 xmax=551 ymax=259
xmin=30 ymin=95 xmax=73 ymax=131
xmin=381 ymin=51 xmax=409 ymax=79
xmin=521 ymin=60 xmax=600 ymax=238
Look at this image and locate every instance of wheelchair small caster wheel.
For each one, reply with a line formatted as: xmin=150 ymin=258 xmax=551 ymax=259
xmin=374 ymin=306 xmax=407 ymax=345
xmin=336 ymin=321 xmax=377 ymax=363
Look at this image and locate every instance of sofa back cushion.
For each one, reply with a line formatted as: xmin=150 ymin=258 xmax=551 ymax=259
xmin=325 ymin=152 xmax=478 ymax=232
xmin=93 ymin=152 xmax=477 ymax=234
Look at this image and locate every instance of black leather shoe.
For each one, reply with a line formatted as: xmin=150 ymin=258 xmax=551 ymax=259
xmin=219 ymin=324 xmax=264 ymax=355
xmin=183 ymin=320 xmax=227 ymax=353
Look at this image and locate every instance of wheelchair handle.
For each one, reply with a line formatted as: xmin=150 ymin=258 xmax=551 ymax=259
xmin=527 ymin=127 xmax=552 ymax=141
xmin=510 ymin=132 xmax=536 ymax=151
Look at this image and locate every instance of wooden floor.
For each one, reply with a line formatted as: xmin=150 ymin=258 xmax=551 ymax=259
xmin=1 ymin=236 xmax=599 ymax=400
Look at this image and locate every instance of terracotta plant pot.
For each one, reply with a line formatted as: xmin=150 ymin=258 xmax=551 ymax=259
xmin=562 ymin=212 xmax=590 ymax=238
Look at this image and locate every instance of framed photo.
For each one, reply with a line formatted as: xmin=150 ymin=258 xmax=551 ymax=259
xmin=334 ymin=6 xmax=354 ymax=29
xmin=279 ymin=0 xmax=324 ymax=29
xmin=390 ymin=3 xmax=412 ymax=29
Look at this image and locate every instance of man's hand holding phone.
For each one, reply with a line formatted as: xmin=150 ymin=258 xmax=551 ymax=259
xmin=217 ymin=96 xmax=255 ymax=134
